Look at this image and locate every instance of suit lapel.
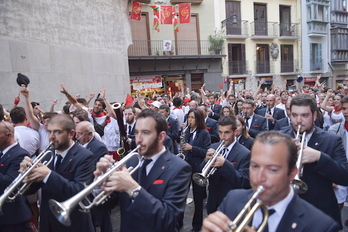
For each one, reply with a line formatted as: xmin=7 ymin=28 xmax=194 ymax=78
xmin=142 ymin=152 xmax=168 ymax=190
xmin=276 ymin=194 xmax=305 ymax=232
xmin=57 ymin=144 xmax=76 ymax=173
xmin=307 ymin=128 xmax=320 ymax=149
xmin=226 ymin=143 xmax=240 ymax=163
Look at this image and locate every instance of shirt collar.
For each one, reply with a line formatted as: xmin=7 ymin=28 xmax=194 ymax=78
xmin=2 ymin=142 xmax=18 ymax=156
xmin=56 ymin=142 xmax=75 ymax=160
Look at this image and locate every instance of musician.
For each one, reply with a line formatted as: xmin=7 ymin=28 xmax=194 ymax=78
xmin=95 ymin=109 xmax=191 ymax=232
xmin=207 ymin=94 xmax=222 ymax=120
xmin=124 ymin=106 xmax=137 ymax=150
xmin=182 ymin=108 xmax=211 ymax=232
xmin=242 ymin=100 xmax=268 ymax=138
xmin=280 ymin=93 xmax=348 ymax=229
xmin=198 ymin=105 xmax=219 ymax=143
xmin=202 ymin=131 xmax=339 ymax=232
xmin=0 ymin=121 xmax=32 ymax=231
xmin=159 ymin=104 xmax=179 ymax=154
xmin=235 ymin=115 xmax=254 ymax=150
xmin=256 ymin=94 xmax=286 ymax=130
xmin=203 ymin=116 xmax=250 ymax=214
xmin=20 ymin=114 xmax=95 ymax=232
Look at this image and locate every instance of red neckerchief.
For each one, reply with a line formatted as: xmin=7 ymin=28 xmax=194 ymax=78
xmin=281 ymin=101 xmax=285 ymax=104
xmin=345 ymin=121 xmax=348 ymax=132
xmin=173 ymin=107 xmax=182 ymax=110
xmin=105 ymin=116 xmax=111 ymax=124
xmin=90 ymin=111 xmax=106 ymax=117
xmin=334 ymin=106 xmax=342 ymax=112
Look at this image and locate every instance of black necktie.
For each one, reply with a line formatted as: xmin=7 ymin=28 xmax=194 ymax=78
xmin=139 ymin=159 xmax=152 ymax=186
xmin=189 ymin=132 xmax=195 ymax=145
xmin=268 ymin=108 xmax=272 ymax=116
xmin=263 ymin=209 xmax=276 ymax=232
xmin=245 ymin=117 xmax=250 ymax=127
xmin=55 ymin=154 xmax=62 ymax=171
xmin=128 ymin=125 xmax=132 ymax=135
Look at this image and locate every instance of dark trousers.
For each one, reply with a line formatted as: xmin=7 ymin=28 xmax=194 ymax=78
xmin=0 ymin=220 xmax=31 ymax=232
xmin=192 ymin=181 xmax=206 ymax=231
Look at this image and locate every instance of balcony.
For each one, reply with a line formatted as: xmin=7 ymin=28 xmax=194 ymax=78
xmin=128 ymin=40 xmax=224 ymax=56
xmin=279 ymin=23 xmax=300 ymax=39
xmin=226 ymin=20 xmax=249 ymax=38
xmin=307 ymin=21 xmax=328 ymax=35
xmin=255 ymin=61 xmax=274 ymax=74
xmin=310 ymin=59 xmax=323 ymax=71
xmin=229 ymin=60 xmax=248 ymax=75
xmin=281 ymin=59 xmax=299 ymax=73
xmin=250 ymin=22 xmax=278 ymax=39
xmin=332 ymin=50 xmax=348 ymax=63
xmin=331 ymin=10 xmax=348 ymax=25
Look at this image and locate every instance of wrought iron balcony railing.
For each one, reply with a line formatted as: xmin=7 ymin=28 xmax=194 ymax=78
xmin=281 ymin=59 xmax=299 ymax=73
xmin=229 ymin=60 xmax=248 ymax=75
xmin=255 ymin=61 xmax=274 ymax=74
xmin=251 ymin=21 xmax=278 ymax=37
xmin=226 ymin=20 xmax=249 ymax=36
xmin=279 ymin=23 xmax=299 ymax=37
xmin=128 ymin=40 xmax=224 ymax=56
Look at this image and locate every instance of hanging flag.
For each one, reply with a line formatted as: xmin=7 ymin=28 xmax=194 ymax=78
xmin=130 ymin=1 xmax=142 ymax=21
xmin=149 ymin=5 xmax=160 ymax=32
xmin=179 ymin=3 xmax=191 ymax=24
xmin=125 ymin=94 xmax=133 ymax=106
xmin=161 ymin=6 xmax=172 ymax=24
xmin=172 ymin=6 xmax=179 ymax=32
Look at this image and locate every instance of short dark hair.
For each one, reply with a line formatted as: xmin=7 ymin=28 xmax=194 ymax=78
xmin=42 ymin=112 xmax=58 ymax=120
xmin=341 ymin=96 xmax=348 ymax=104
xmin=187 ymin=108 xmax=206 ymax=131
xmin=125 ymin=106 xmax=136 ymax=114
xmin=172 ymin=97 xmax=183 ymax=107
xmin=136 ymin=109 xmax=167 ymax=134
xmin=290 ymin=93 xmax=317 ymax=114
xmin=77 ymin=98 xmax=88 ymax=106
xmin=49 ymin=114 xmax=75 ymax=132
xmin=31 ymin=102 xmax=40 ymax=108
xmin=218 ymin=116 xmax=237 ymax=130
xmin=72 ymin=109 xmax=89 ymax=122
xmin=159 ymin=104 xmax=170 ymax=113
xmin=243 ymin=99 xmax=255 ymax=108
xmin=254 ymin=131 xmax=297 ymax=174
xmin=10 ymin=107 xmax=26 ymax=124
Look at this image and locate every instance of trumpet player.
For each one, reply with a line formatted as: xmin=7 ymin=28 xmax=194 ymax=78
xmin=19 ymin=114 xmax=95 ymax=232
xmin=203 ymin=131 xmax=339 ymax=232
xmin=203 ymin=116 xmax=250 ymax=214
xmin=95 ymin=109 xmax=191 ymax=232
xmin=0 ymin=121 xmax=32 ymax=231
xmin=280 ymin=94 xmax=348 ymax=229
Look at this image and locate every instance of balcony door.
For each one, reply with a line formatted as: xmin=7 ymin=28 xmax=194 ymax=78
xmin=228 ymin=44 xmax=246 ymax=75
xmin=128 ymin=13 xmax=150 ymax=56
xmin=256 ymin=44 xmax=270 ymax=73
xmin=175 ymin=14 xmax=200 ymax=55
xmin=280 ymin=6 xmax=291 ymax=36
xmin=281 ymin=45 xmax=294 ymax=72
xmin=225 ymin=1 xmax=241 ymax=35
xmin=254 ymin=4 xmax=267 ymax=35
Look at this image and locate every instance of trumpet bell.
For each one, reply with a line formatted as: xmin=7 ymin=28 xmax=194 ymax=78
xmin=49 ymin=199 xmax=71 ymax=227
xmin=176 ymin=153 xmax=185 ymax=159
xmin=192 ymin=173 xmax=208 ymax=187
xmin=291 ymin=179 xmax=308 ymax=194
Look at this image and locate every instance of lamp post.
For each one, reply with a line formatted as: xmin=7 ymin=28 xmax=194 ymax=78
xmin=221 ymin=15 xmax=238 ymax=28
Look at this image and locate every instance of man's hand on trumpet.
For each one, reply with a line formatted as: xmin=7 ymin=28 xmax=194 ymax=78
xmin=205 ymin=148 xmax=225 ymax=168
xmin=94 ymin=155 xmax=140 ymax=196
xmin=202 ymin=211 xmax=231 ymax=232
xmin=19 ymin=156 xmax=51 ymax=183
xmin=294 ymin=140 xmax=321 ymax=164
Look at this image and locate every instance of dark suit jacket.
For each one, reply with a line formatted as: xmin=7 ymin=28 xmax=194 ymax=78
xmin=126 ymin=122 xmax=137 ymax=149
xmin=86 ymin=136 xmax=109 ymax=164
xmin=254 ymin=104 xmax=266 ymax=114
xmin=209 ymin=104 xmax=222 ymax=120
xmin=281 ymin=126 xmax=348 ymax=228
xmin=167 ymin=117 xmax=179 ymax=154
xmin=248 ymin=114 xmax=268 ymax=138
xmin=203 ymin=142 xmax=250 ymax=214
xmin=238 ymin=136 xmax=254 ymax=150
xmin=28 ymin=143 xmax=95 ymax=232
xmin=184 ymin=129 xmax=211 ymax=173
xmin=0 ymin=144 xmax=32 ymax=226
xmin=118 ymin=150 xmax=191 ymax=232
xmin=257 ymin=107 xmax=286 ymax=130
xmin=206 ymin=117 xmax=219 ymax=143
xmin=274 ymin=117 xmax=290 ymax=131
xmin=219 ymin=189 xmax=339 ymax=232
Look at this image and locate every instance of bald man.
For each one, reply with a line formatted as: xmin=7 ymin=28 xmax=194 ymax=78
xmin=256 ymin=94 xmax=286 ymax=130
xmin=0 ymin=121 xmax=32 ymax=231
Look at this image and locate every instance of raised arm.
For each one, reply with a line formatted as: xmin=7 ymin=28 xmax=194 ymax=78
xmin=60 ymin=84 xmax=84 ymax=109
xmin=321 ymin=89 xmax=334 ymax=113
xmin=99 ymin=86 xmax=116 ymax=119
xmin=20 ymin=86 xmax=40 ymax=130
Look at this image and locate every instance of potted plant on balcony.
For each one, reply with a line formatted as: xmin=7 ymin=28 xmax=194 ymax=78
xmin=208 ymin=29 xmax=225 ymax=55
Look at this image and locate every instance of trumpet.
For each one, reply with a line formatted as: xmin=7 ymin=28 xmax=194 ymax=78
xmin=0 ymin=142 xmax=54 ymax=215
xmin=228 ymin=186 xmax=268 ymax=232
xmin=291 ymin=125 xmax=308 ymax=194
xmin=177 ymin=123 xmax=190 ymax=159
xmin=49 ymin=145 xmax=141 ymax=227
xmin=192 ymin=140 xmax=225 ymax=187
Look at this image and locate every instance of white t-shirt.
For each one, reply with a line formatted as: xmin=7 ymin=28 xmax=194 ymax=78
xmin=14 ymin=125 xmax=40 ymax=157
xmin=172 ymin=108 xmax=185 ymax=128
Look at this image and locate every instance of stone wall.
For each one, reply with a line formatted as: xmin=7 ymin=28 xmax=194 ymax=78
xmin=0 ymin=0 xmax=131 ymax=110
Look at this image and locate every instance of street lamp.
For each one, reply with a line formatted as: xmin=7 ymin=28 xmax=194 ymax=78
xmin=221 ymin=15 xmax=238 ymax=28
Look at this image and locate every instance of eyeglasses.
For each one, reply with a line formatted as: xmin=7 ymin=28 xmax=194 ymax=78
xmin=1 ymin=121 xmax=11 ymax=133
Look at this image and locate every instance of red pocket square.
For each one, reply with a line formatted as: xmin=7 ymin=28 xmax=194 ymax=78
xmin=253 ymin=125 xmax=259 ymax=127
xmin=231 ymin=162 xmax=237 ymax=164
xmin=153 ymin=180 xmax=164 ymax=185
xmin=0 ymin=164 xmax=4 ymax=167
xmin=167 ymin=126 xmax=171 ymax=129
xmin=62 ymin=170 xmax=73 ymax=173
xmin=206 ymin=127 xmax=211 ymax=129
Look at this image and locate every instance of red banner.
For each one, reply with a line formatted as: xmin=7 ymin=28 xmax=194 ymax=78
xmin=179 ymin=3 xmax=191 ymax=24
xmin=130 ymin=1 xmax=142 ymax=21
xmin=161 ymin=6 xmax=172 ymax=24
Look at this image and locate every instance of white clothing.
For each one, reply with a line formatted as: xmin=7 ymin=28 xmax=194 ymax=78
xmin=331 ymin=109 xmax=345 ymax=124
xmin=102 ymin=117 xmax=120 ymax=151
xmin=14 ymin=125 xmax=40 ymax=157
xmin=172 ymin=108 xmax=185 ymax=128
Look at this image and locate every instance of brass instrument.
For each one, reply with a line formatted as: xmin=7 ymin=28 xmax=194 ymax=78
xmin=0 ymin=142 xmax=54 ymax=215
xmin=49 ymin=145 xmax=141 ymax=227
xmin=177 ymin=123 xmax=190 ymax=159
xmin=112 ymin=102 xmax=129 ymax=159
xmin=291 ymin=125 xmax=308 ymax=194
xmin=192 ymin=140 xmax=225 ymax=187
xmin=228 ymin=186 xmax=268 ymax=232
